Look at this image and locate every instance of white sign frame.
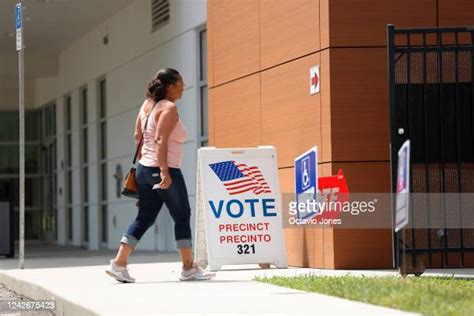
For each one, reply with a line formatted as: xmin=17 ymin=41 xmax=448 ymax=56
xmin=194 ymin=146 xmax=288 ymax=271
xmin=395 ymin=140 xmax=410 ymax=232
xmin=310 ymin=65 xmax=320 ymax=95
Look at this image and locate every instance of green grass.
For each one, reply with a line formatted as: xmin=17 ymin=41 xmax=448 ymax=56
xmin=256 ymin=274 xmax=474 ymax=316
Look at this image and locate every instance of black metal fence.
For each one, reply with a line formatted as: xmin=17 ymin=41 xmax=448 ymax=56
xmin=388 ymin=25 xmax=474 ymax=268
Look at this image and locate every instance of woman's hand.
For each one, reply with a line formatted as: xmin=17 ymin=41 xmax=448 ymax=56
xmin=158 ymin=169 xmax=172 ymax=189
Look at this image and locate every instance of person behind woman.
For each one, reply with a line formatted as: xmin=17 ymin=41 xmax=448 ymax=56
xmin=106 ymin=68 xmax=215 ymax=282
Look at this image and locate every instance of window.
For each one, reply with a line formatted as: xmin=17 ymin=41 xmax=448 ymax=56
xmin=80 ymin=87 xmax=89 ymax=243
xmin=36 ymin=104 xmax=58 ymax=239
xmin=198 ymin=29 xmax=208 ymax=147
xmin=45 ymin=103 xmax=57 ymax=239
xmin=151 ymin=0 xmax=170 ymax=32
xmin=64 ymin=95 xmax=73 ymax=242
xmin=98 ymin=79 xmax=108 ymax=244
xmin=0 ymin=110 xmax=42 ymax=240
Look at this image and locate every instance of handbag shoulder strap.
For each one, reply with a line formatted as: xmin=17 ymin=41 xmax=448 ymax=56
xmin=132 ymin=101 xmax=158 ymax=164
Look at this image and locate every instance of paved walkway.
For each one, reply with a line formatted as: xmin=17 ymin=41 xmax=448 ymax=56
xmin=3 ymin=243 xmax=462 ymax=315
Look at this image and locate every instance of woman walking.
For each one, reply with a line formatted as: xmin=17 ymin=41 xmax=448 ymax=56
xmin=106 ymin=68 xmax=215 ymax=282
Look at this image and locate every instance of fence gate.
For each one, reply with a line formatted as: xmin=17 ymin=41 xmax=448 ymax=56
xmin=388 ymin=25 xmax=474 ymax=268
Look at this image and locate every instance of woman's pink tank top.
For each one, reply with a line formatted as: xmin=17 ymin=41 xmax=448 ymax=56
xmin=138 ymin=99 xmax=188 ymax=168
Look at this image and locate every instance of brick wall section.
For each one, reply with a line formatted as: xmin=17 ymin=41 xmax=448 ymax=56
xmin=207 ymin=0 xmax=474 ymax=268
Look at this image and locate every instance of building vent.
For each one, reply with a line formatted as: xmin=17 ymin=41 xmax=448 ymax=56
xmin=151 ymin=0 xmax=170 ymax=32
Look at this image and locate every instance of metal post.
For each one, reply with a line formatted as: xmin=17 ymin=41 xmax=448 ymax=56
xmin=387 ymin=24 xmax=397 ymax=269
xmin=16 ymin=2 xmax=25 ymax=270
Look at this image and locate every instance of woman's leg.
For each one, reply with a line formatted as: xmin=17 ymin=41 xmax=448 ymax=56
xmin=179 ymin=247 xmax=193 ymax=270
xmin=114 ymin=243 xmax=134 ymax=267
xmin=160 ymin=169 xmax=215 ymax=280
xmin=158 ymin=169 xmax=194 ymax=268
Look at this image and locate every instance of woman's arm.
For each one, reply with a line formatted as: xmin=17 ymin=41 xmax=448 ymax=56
xmin=134 ymin=112 xmax=143 ymax=144
xmin=154 ymin=102 xmax=178 ymax=189
xmin=134 ymin=113 xmax=143 ymax=159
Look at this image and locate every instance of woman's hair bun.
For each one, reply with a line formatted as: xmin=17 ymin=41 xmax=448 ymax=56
xmin=146 ymin=78 xmax=165 ymax=101
xmin=145 ymin=68 xmax=181 ymax=102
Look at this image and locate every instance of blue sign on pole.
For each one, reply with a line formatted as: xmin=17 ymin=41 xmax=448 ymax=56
xmin=16 ymin=4 xmax=22 ymax=30
xmin=15 ymin=3 xmax=22 ymax=51
xmin=294 ymin=147 xmax=318 ymax=220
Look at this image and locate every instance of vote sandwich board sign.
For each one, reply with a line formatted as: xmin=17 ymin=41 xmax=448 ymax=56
xmin=194 ymin=146 xmax=288 ymax=271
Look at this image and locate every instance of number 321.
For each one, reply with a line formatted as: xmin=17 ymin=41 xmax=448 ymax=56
xmin=237 ymin=244 xmax=255 ymax=254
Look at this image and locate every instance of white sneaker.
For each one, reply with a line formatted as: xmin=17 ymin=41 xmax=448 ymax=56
xmin=180 ymin=263 xmax=216 ymax=281
xmin=105 ymin=260 xmax=136 ymax=283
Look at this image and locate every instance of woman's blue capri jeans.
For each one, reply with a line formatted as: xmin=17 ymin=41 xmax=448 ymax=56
xmin=121 ymin=164 xmax=192 ymax=249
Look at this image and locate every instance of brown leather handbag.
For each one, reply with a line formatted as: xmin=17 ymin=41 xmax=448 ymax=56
xmin=121 ymin=165 xmax=139 ymax=199
xmin=121 ymin=102 xmax=157 ymax=199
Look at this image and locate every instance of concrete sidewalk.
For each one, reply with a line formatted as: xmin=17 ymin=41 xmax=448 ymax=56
xmin=0 ymin=263 xmax=418 ymax=316
xmin=0 ymin=244 xmax=444 ymax=315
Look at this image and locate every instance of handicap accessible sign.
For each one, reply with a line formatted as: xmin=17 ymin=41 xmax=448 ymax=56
xmin=295 ymin=147 xmax=318 ymax=220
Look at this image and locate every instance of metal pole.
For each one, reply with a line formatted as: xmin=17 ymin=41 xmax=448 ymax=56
xmin=387 ymin=24 xmax=397 ymax=269
xmin=19 ymin=47 xmax=25 ymax=270
xmin=16 ymin=2 xmax=25 ymax=270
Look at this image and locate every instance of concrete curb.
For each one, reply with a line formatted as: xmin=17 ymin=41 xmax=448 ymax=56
xmin=0 ymin=271 xmax=97 ymax=316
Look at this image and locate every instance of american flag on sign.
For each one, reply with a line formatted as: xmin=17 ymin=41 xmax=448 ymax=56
xmin=209 ymin=160 xmax=272 ymax=195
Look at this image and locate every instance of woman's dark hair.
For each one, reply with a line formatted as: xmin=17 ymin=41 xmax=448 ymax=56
xmin=146 ymin=68 xmax=181 ymax=102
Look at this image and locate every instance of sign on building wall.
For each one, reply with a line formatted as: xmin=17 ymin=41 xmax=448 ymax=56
xmin=293 ymin=147 xmax=349 ymax=224
xmin=317 ymin=169 xmax=349 ymax=223
xmin=194 ymin=147 xmax=288 ymax=271
xmin=395 ymin=140 xmax=410 ymax=232
xmin=295 ymin=147 xmax=318 ymax=220
xmin=310 ymin=65 xmax=320 ymax=95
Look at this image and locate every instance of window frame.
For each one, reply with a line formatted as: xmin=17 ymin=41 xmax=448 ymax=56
xmin=97 ymin=77 xmax=108 ymax=245
xmin=197 ymin=27 xmax=209 ymax=148
xmin=63 ymin=94 xmax=73 ymax=243
xmin=79 ymin=85 xmax=90 ymax=244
